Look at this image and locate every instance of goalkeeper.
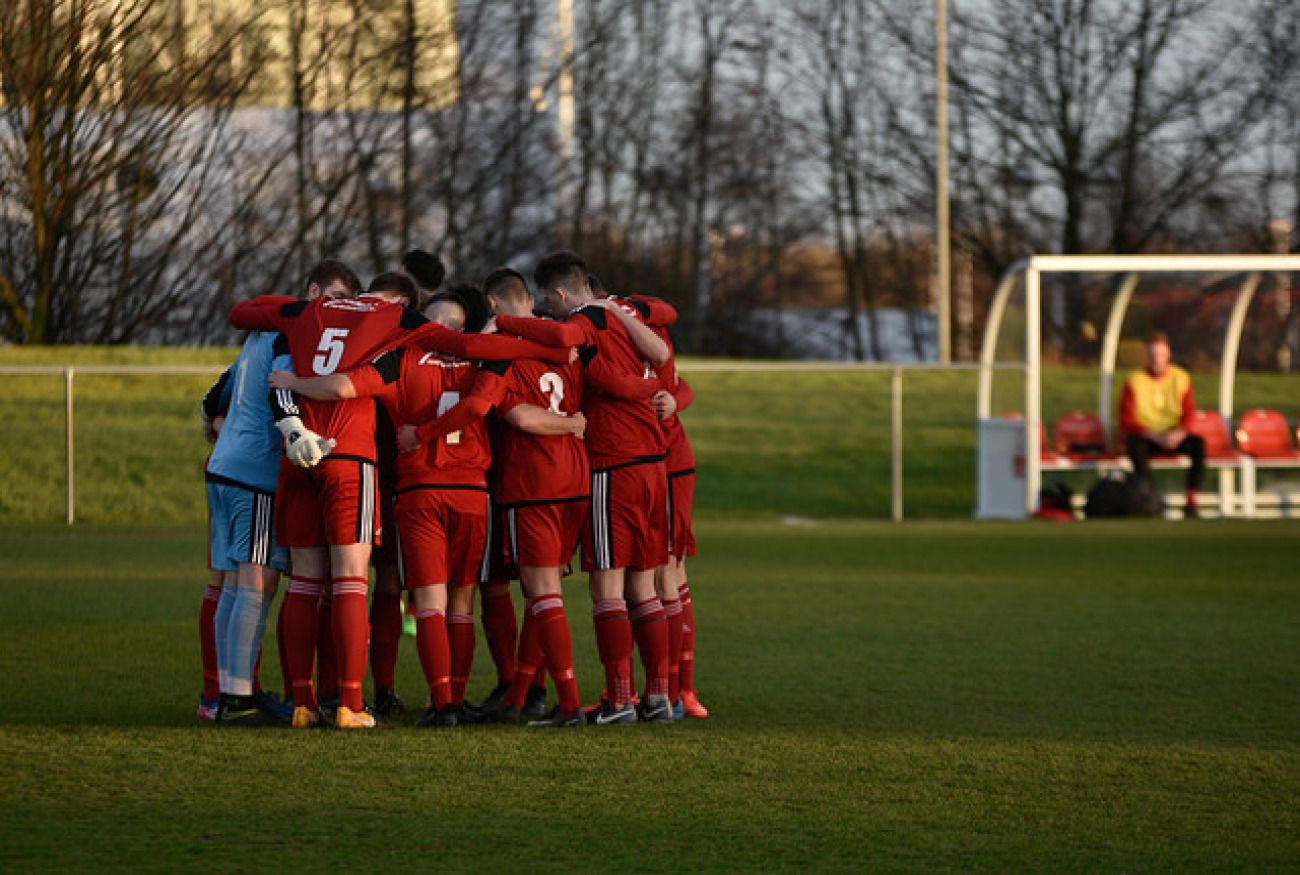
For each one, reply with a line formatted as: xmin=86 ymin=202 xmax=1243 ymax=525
xmin=201 ymin=259 xmax=363 ymax=726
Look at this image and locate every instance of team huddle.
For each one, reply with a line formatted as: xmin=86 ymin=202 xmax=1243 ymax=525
xmin=198 ymin=250 xmax=706 ymax=729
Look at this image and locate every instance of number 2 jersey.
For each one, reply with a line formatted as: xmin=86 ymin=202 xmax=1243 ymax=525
xmin=496 ymin=300 xmax=666 ymax=470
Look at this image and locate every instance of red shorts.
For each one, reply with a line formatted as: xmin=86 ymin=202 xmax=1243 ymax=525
xmin=668 ymin=469 xmax=697 ymax=560
xmin=276 ymin=457 xmax=379 ymax=548
xmin=582 ymin=460 xmax=669 ymax=573
xmin=504 ymin=497 xmax=588 ymax=568
xmin=396 ymin=486 xmax=489 ymax=589
xmin=370 ymin=477 xmax=399 ymax=566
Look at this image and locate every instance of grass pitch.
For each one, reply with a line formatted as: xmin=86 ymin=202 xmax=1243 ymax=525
xmin=2 ymin=518 xmax=1298 ymax=871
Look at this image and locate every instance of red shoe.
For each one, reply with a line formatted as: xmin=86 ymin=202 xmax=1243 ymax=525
xmin=681 ymin=690 xmax=709 ymax=718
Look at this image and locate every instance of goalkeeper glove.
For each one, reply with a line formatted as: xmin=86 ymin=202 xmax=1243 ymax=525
xmin=276 ymin=416 xmax=336 ymax=468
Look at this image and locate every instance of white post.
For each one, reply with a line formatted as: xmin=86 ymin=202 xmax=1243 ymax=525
xmin=65 ymin=367 xmax=74 ymax=525
xmin=892 ymin=366 xmax=904 ymax=522
xmin=1098 ymin=273 xmax=1139 ymax=434
xmin=1220 ymin=272 xmax=1260 ymax=419
xmin=1025 ymin=262 xmax=1042 ymax=514
xmin=557 ymin=0 xmax=575 ymax=163
xmin=934 ymin=0 xmax=950 ymax=364
xmin=977 ymin=260 xmax=1028 ymax=419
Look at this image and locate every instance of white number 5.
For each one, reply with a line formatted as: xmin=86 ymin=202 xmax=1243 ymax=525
xmin=313 ymin=328 xmax=349 ymax=375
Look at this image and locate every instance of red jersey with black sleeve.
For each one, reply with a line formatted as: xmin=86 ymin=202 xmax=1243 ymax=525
xmin=492 ymin=357 xmax=589 ymax=504
xmin=348 ymin=348 xmax=500 ymax=490
xmin=496 ymin=303 xmax=665 ymax=468
xmin=230 ymin=294 xmax=571 ymax=462
xmin=229 ymin=294 xmax=426 ymax=461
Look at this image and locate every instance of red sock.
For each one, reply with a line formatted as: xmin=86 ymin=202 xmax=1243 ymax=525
xmin=663 ymin=597 xmax=684 ymax=704
xmin=592 ymin=598 xmax=634 ymax=706
xmin=369 ymin=589 xmax=402 ymax=692
xmin=505 ymin=602 xmax=543 ymax=708
xmin=630 ymin=597 xmax=670 ymax=697
xmin=479 ymin=579 xmax=518 ymax=683
xmin=316 ymin=596 xmax=337 ymax=701
xmin=199 ymin=583 xmax=221 ymax=700
xmin=332 ymin=577 xmax=370 ymax=713
xmin=283 ymin=576 xmax=323 ymax=709
xmin=415 ymin=606 xmax=451 ymax=709
xmin=447 ymin=612 xmax=476 ymax=706
xmin=533 ymin=594 xmax=579 ymax=713
xmin=678 ymin=581 xmax=696 ymax=693
xmin=276 ymin=596 xmax=291 ymax=699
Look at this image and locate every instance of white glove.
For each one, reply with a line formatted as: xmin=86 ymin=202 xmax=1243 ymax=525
xmin=276 ymin=416 xmax=336 ymax=468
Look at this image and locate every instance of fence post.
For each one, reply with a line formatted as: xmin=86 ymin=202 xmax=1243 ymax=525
xmin=891 ymin=366 xmax=903 ymax=522
xmin=65 ymin=367 xmax=75 ymax=525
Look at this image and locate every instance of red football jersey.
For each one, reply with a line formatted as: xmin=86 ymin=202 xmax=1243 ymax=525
xmin=497 ymin=303 xmax=664 ymax=468
xmin=230 ymin=294 xmax=426 ymax=461
xmin=492 ymin=357 xmax=589 ymax=504
xmin=349 ymin=348 xmax=494 ymax=490
xmin=231 ymin=294 xmax=571 ymax=463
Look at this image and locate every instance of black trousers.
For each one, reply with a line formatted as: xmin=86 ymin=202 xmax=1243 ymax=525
xmin=1125 ymin=433 xmax=1206 ymax=492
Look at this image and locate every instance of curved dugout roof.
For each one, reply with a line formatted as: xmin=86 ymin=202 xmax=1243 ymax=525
xmin=978 ymin=254 xmax=1300 ymax=513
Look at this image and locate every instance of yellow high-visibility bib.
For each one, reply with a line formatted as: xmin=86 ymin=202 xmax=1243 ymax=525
xmin=1126 ymin=366 xmax=1191 ymax=433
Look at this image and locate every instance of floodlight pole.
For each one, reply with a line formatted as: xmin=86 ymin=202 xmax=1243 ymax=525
xmin=935 ymin=0 xmax=951 ymax=364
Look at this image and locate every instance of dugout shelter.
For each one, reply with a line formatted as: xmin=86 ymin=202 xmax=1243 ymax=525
xmin=976 ymin=254 xmax=1300 ymax=519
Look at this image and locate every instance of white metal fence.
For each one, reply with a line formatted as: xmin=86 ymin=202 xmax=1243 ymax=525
xmin=0 ymin=361 xmax=1001 ymax=525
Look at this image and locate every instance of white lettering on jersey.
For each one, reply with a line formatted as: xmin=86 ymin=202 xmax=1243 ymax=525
xmin=539 ymin=371 xmax=565 ymax=414
xmin=323 ymin=298 xmax=383 ymax=313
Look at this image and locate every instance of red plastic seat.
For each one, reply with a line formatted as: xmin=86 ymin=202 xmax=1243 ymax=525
xmin=1184 ymin=410 xmax=1240 ymax=462
xmin=1052 ymin=411 xmax=1114 ymax=461
xmin=1234 ymin=409 xmax=1300 ymax=461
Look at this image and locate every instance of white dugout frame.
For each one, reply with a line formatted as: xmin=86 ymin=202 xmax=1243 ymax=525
xmin=977 ymin=254 xmax=1300 ymax=517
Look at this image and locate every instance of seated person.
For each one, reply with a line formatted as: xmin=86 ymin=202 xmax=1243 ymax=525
xmin=1118 ymin=331 xmax=1205 ymax=517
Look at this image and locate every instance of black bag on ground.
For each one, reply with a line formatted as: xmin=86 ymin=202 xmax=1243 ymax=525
xmin=1084 ymin=470 xmax=1163 ymax=518
xmin=1126 ymin=476 xmax=1165 ymax=517
xmin=1085 ymin=471 xmax=1131 ymax=517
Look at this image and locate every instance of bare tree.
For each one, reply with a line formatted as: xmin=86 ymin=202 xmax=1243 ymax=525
xmin=0 ymin=0 xmax=264 ymax=343
xmin=940 ymin=0 xmax=1279 ymax=353
xmin=781 ymin=0 xmax=936 ymax=361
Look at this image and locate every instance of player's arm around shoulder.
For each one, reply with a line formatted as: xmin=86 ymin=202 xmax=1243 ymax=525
xmin=504 ymin=403 xmax=586 ymax=438
xmin=229 ymin=295 xmax=305 ymax=331
xmin=587 ymin=297 xmax=671 ymax=367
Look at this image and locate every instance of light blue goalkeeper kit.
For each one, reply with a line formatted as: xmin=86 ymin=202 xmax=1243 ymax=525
xmin=204 ymin=331 xmax=294 ymax=492
xmin=202 ymin=330 xmax=295 ymax=699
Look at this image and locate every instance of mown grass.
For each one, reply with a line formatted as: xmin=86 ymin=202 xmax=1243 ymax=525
xmin=3 ymin=346 xmax=1297 ymax=523
xmin=2 ymin=519 xmax=1298 ymax=871
xmin=2 ymin=347 xmax=1298 ymax=869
